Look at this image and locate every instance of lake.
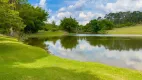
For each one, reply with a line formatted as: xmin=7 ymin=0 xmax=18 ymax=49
xmin=24 ymin=34 xmax=142 ymax=71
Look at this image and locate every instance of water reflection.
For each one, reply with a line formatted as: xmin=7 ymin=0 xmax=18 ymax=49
xmin=25 ymin=35 xmax=142 ymax=70
xmin=24 ymin=37 xmax=59 ymax=49
xmin=86 ymin=37 xmax=142 ymax=51
xmin=60 ymin=36 xmax=78 ymax=50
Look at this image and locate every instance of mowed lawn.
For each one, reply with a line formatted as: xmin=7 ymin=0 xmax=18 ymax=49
xmin=27 ymin=31 xmax=67 ymax=38
xmin=107 ymin=24 xmax=142 ymax=34
xmin=0 ymin=35 xmax=142 ymax=80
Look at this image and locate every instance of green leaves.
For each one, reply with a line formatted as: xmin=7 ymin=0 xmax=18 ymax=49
xmin=0 ymin=0 xmax=48 ymax=36
xmin=84 ymin=19 xmax=114 ymax=33
xmin=105 ymin=11 xmax=142 ymax=27
xmin=60 ymin=17 xmax=79 ymax=33
xmin=0 ymin=1 xmax=25 ymax=35
xmin=19 ymin=4 xmax=48 ymax=33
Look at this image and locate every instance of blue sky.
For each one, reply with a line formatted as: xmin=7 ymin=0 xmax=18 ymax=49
xmin=29 ymin=0 xmax=116 ymax=12
xmin=29 ymin=0 xmax=66 ymax=11
xmin=29 ymin=0 xmax=142 ymax=25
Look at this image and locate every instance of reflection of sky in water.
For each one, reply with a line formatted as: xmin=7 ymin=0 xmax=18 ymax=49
xmin=45 ymin=40 xmax=142 ymax=70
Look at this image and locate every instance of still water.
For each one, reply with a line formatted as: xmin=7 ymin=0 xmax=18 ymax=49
xmin=25 ymin=34 xmax=142 ymax=70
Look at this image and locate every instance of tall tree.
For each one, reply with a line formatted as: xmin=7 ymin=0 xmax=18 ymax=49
xmin=105 ymin=11 xmax=142 ymax=27
xmin=19 ymin=4 xmax=48 ymax=33
xmin=0 ymin=0 xmax=25 ymax=36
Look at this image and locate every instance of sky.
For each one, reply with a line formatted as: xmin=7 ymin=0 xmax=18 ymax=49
xmin=29 ymin=0 xmax=142 ymax=25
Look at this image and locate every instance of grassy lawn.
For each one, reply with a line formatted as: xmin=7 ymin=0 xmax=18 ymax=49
xmin=107 ymin=24 xmax=142 ymax=34
xmin=27 ymin=31 xmax=68 ymax=38
xmin=0 ymin=35 xmax=142 ymax=80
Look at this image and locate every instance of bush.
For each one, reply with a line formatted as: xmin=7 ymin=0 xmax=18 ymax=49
xmin=42 ymin=23 xmax=58 ymax=32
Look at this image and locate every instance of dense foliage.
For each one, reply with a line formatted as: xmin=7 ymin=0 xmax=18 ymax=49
xmin=105 ymin=11 xmax=142 ymax=27
xmin=79 ymin=19 xmax=114 ymax=33
xmin=60 ymin=11 xmax=142 ymax=33
xmin=60 ymin=17 xmax=79 ymax=33
xmin=59 ymin=16 xmax=113 ymax=33
xmin=43 ymin=21 xmax=58 ymax=32
xmin=19 ymin=4 xmax=48 ymax=33
xmin=0 ymin=0 xmax=25 ymax=36
xmin=0 ymin=0 xmax=48 ymax=36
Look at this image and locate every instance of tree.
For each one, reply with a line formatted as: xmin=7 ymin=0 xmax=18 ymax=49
xmin=104 ymin=11 xmax=142 ymax=28
xmin=42 ymin=23 xmax=58 ymax=32
xmin=99 ymin=19 xmax=114 ymax=30
xmin=77 ymin=25 xmax=84 ymax=33
xmin=52 ymin=21 xmax=56 ymax=28
xmin=60 ymin=17 xmax=79 ymax=33
xmin=9 ymin=0 xmax=28 ymax=10
xmin=0 ymin=0 xmax=25 ymax=36
xmin=86 ymin=19 xmax=100 ymax=33
xmin=97 ymin=17 xmax=102 ymax=21
xmin=19 ymin=4 xmax=48 ymax=33
xmin=83 ymin=19 xmax=114 ymax=33
xmin=82 ymin=23 xmax=92 ymax=32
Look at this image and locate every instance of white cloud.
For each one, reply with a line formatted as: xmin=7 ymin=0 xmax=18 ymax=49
xmin=48 ymin=0 xmax=142 ymax=25
xmin=79 ymin=12 xmax=87 ymax=19
xmin=33 ymin=0 xmax=48 ymax=10
xmin=97 ymin=0 xmax=142 ymax=13
xmin=39 ymin=0 xmax=47 ymax=9
xmin=48 ymin=0 xmax=89 ymax=25
xmin=59 ymin=7 xmax=66 ymax=12
xmin=45 ymin=39 xmax=142 ymax=71
xmin=77 ymin=12 xmax=104 ymax=25
xmin=48 ymin=0 xmax=104 ymax=25
xmin=45 ymin=40 xmax=142 ymax=70
xmin=59 ymin=0 xmax=86 ymax=12
xmin=57 ymin=12 xmax=72 ymax=19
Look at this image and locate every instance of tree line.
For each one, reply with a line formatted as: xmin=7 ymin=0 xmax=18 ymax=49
xmin=59 ymin=11 xmax=142 ymax=33
xmin=105 ymin=11 xmax=142 ymax=27
xmin=1 ymin=0 xmax=142 ymax=36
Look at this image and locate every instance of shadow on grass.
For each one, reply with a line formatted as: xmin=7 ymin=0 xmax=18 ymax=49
xmin=0 ymin=43 xmax=49 ymax=64
xmin=0 ymin=37 xmax=100 ymax=80
xmin=0 ymin=67 xmax=100 ymax=80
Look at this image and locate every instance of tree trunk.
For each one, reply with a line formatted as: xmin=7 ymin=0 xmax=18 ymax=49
xmin=10 ymin=27 xmax=14 ymax=36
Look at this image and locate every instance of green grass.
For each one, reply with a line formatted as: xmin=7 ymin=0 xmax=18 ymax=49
xmin=107 ymin=24 xmax=142 ymax=34
xmin=27 ymin=31 xmax=68 ymax=38
xmin=0 ymin=35 xmax=142 ymax=80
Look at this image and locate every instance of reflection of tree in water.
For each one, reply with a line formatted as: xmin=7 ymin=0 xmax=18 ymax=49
xmin=24 ymin=37 xmax=60 ymax=49
xmin=24 ymin=38 xmax=46 ymax=49
xmin=45 ymin=37 xmax=60 ymax=45
xmin=25 ymin=36 xmax=142 ymax=51
xmin=60 ymin=36 xmax=78 ymax=50
xmin=86 ymin=36 xmax=142 ymax=51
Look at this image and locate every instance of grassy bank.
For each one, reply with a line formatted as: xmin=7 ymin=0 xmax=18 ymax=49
xmin=107 ymin=24 xmax=142 ymax=34
xmin=27 ymin=31 xmax=67 ymax=38
xmin=0 ymin=35 xmax=142 ymax=80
